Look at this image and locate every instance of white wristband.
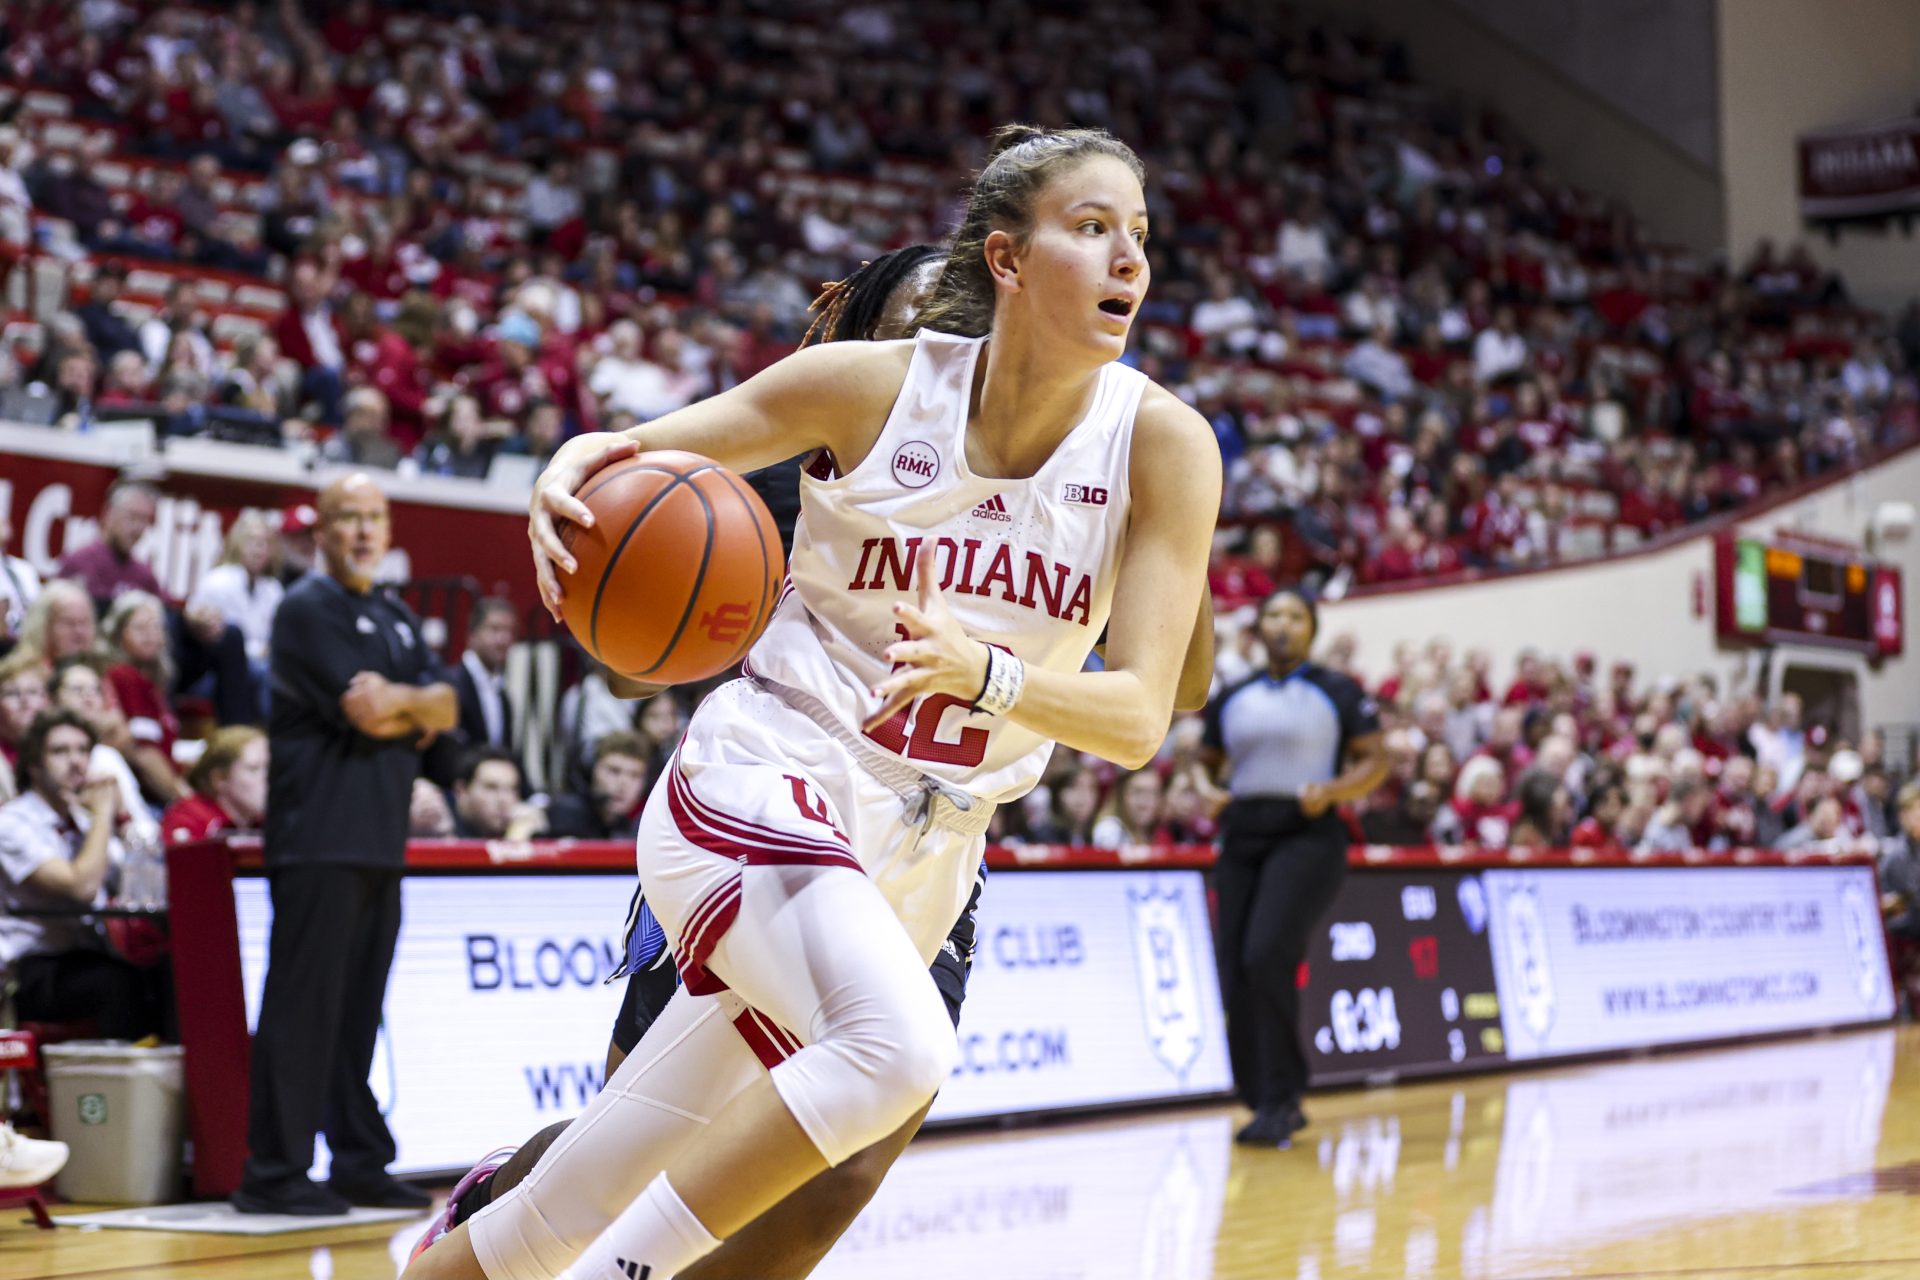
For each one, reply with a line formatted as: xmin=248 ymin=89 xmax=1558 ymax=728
xmin=973 ymin=645 xmax=1025 ymax=717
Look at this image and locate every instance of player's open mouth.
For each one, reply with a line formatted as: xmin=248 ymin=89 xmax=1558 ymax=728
xmin=1098 ymin=297 xmax=1133 ymax=317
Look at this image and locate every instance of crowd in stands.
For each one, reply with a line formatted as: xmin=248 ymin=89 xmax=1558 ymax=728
xmin=979 ymin=628 xmax=1914 ymax=861
xmin=8 ymin=475 xmax=1911 ymax=864
xmin=3 ymin=2 xmax=1920 ymax=1045
xmin=0 ymin=0 xmax=1916 ymax=593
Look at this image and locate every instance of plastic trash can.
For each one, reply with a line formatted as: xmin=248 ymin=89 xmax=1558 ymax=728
xmin=42 ymin=1041 xmax=185 ymax=1204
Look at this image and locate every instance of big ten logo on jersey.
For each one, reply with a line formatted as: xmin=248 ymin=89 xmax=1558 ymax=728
xmin=1062 ymin=483 xmax=1109 ymax=506
xmin=700 ymin=601 xmax=754 ymax=645
xmin=784 ymin=775 xmax=835 ymax=830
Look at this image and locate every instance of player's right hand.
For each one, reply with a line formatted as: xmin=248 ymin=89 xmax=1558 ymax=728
xmin=529 ymin=432 xmax=640 ymax=620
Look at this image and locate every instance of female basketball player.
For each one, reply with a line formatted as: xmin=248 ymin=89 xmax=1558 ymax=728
xmin=405 ymin=124 xmax=1220 ymax=1280
xmin=411 ymin=246 xmax=980 ymax=1280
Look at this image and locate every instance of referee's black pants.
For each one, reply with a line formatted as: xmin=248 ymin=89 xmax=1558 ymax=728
xmin=1213 ymin=799 xmax=1349 ymax=1112
xmin=241 ymin=864 xmax=402 ymax=1192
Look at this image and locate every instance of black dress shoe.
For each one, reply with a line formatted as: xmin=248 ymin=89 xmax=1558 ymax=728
xmin=330 ymin=1175 xmax=432 ymax=1209
xmin=1233 ymin=1105 xmax=1298 ymax=1149
xmin=230 ymin=1179 xmax=351 ymax=1216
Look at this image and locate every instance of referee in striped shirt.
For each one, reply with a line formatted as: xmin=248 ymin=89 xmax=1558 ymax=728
xmin=1202 ymin=588 xmax=1387 ymax=1148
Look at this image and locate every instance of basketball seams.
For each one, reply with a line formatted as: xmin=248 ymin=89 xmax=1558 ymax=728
xmin=713 ymin=468 xmax=777 ymax=669
xmin=564 ymin=461 xmax=695 ymax=556
xmin=569 ymin=454 xmax=779 ymax=682
xmin=586 ymin=466 xmax=708 ymax=665
xmin=633 ymin=469 xmax=720 ymax=677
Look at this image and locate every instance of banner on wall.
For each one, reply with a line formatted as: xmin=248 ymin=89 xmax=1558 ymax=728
xmin=1481 ymin=865 xmax=1894 ymax=1061
xmin=0 ymin=424 xmax=537 ymax=616
xmin=1798 ymin=117 xmax=1920 ymax=219
xmin=232 ymin=868 xmax=1233 ymax=1174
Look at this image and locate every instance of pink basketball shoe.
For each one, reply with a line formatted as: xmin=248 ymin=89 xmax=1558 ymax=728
xmin=408 ymin=1147 xmax=517 ymax=1262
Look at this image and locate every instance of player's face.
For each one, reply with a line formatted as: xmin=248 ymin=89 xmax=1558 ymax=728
xmin=1009 ymin=156 xmax=1149 ymax=359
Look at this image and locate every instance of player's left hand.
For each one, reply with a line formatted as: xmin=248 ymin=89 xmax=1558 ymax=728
xmin=864 ymin=554 xmax=991 ymax=732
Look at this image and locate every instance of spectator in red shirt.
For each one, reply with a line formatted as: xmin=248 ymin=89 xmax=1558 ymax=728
xmin=340 ymin=291 xmax=427 ymax=446
xmin=118 ymin=170 xmax=190 ymax=260
xmin=1367 ymin=508 xmax=1422 ymax=584
xmin=1503 ymin=651 xmax=1552 ymax=708
xmin=271 ymin=258 xmax=347 ymax=423
xmin=102 ymin=590 xmax=180 ymax=770
xmin=460 ymin=310 xmax=551 ymax=421
xmin=161 ymin=725 xmax=268 ymax=845
xmin=1509 ymin=770 xmax=1573 ymax=849
xmin=341 ymin=222 xmax=413 ymax=301
xmin=56 ymin=480 xmax=258 ymax=727
xmin=322 ymin=0 xmax=382 ymax=56
xmin=57 ymin=480 xmax=165 ymax=609
xmin=1569 ymin=781 xmax=1626 ymax=849
xmin=1415 ymin=503 xmax=1464 ymax=576
xmin=1435 ymin=755 xmax=1516 ymax=847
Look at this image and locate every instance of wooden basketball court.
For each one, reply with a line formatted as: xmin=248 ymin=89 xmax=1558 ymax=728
xmin=8 ymin=1023 xmax=1918 ymax=1279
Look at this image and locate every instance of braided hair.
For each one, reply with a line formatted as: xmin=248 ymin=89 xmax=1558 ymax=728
xmin=802 ymin=243 xmax=945 ymax=346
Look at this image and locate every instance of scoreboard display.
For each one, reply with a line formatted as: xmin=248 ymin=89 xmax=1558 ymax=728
xmin=1716 ymin=531 xmax=1903 ymax=657
xmin=1300 ymin=869 xmax=1507 ymax=1085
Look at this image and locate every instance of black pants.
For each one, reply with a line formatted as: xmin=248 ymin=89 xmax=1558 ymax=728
xmin=14 ymin=949 xmax=171 ymax=1041
xmin=1213 ymin=800 xmax=1349 ymax=1111
xmin=242 ymin=864 xmax=403 ymax=1191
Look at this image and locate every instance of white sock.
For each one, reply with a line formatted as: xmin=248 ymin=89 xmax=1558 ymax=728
xmin=559 ymin=1173 xmax=721 ymax=1280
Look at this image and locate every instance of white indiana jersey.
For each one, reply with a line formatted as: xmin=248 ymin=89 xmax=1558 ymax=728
xmin=746 ymin=329 xmax=1146 ymax=804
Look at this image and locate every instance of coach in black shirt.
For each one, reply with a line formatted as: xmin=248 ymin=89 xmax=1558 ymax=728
xmin=1202 ymin=588 xmax=1386 ymax=1149
xmin=233 ymin=473 xmax=457 ymax=1216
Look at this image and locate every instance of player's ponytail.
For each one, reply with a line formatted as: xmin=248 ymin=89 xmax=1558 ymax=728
xmin=912 ymin=124 xmax=1145 ymax=339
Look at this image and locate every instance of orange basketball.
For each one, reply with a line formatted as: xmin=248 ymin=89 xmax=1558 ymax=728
xmin=555 ymin=451 xmax=783 ymax=684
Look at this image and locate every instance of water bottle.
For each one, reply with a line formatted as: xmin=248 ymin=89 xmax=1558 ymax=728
xmin=119 ymin=823 xmax=169 ymax=911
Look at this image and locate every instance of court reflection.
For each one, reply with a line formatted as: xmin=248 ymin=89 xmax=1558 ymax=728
xmin=813 ymin=1027 xmax=1898 ymax=1280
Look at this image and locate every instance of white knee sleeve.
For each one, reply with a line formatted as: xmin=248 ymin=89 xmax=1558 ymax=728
xmin=764 ymin=959 xmax=959 ymax=1167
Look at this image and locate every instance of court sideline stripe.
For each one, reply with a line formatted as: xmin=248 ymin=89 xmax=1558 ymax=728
xmin=31 ymin=1228 xmax=419 ymax=1279
xmin=1500 ymin=1257 xmax=1920 ymax=1280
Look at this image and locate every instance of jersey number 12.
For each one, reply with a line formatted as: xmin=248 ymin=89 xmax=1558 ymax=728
xmin=864 ymin=625 xmax=996 ymax=767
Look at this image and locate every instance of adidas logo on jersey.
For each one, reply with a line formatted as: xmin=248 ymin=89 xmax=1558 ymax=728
xmin=615 ymin=1261 xmax=652 ymax=1280
xmin=971 ymin=494 xmax=1012 ymax=521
